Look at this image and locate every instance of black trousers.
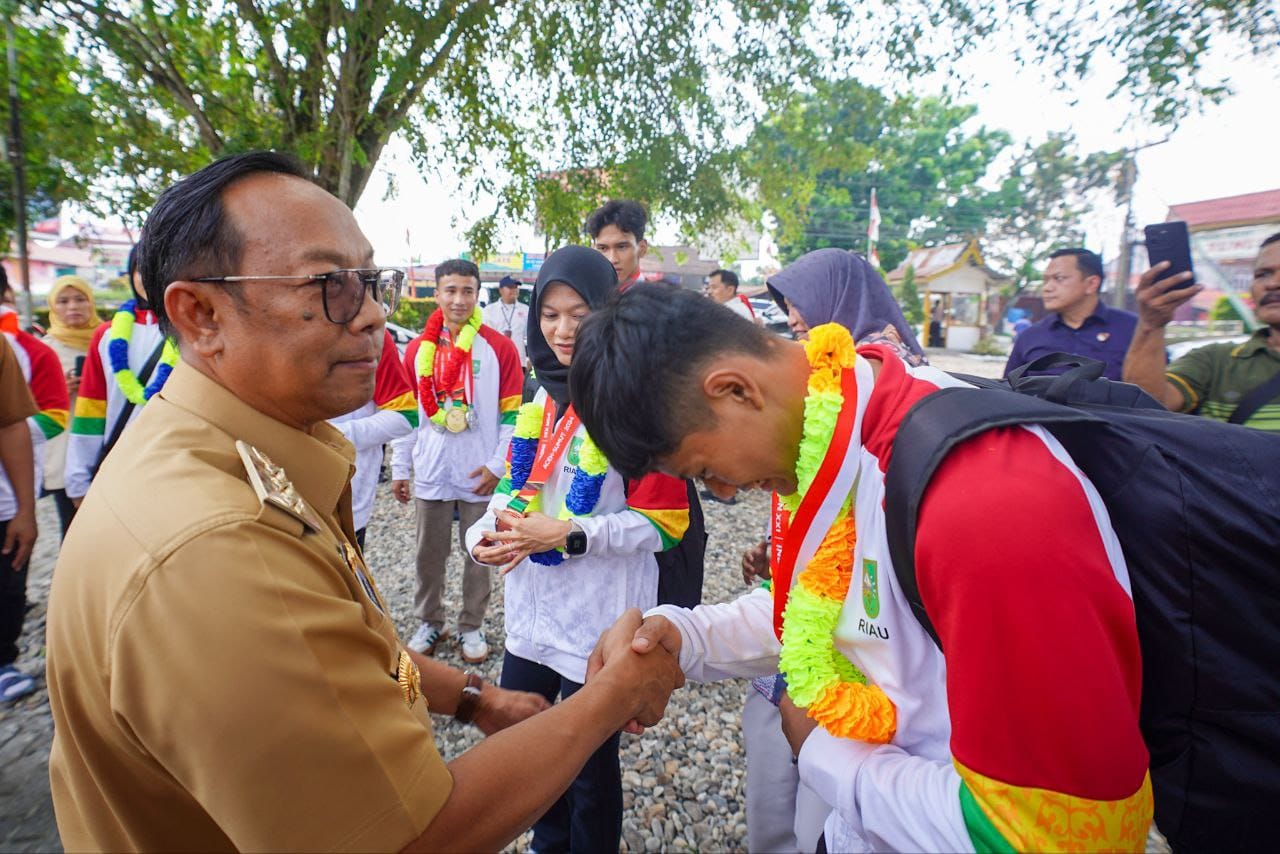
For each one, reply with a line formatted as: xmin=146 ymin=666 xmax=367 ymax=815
xmin=0 ymin=519 xmax=29 ymax=666
xmin=49 ymin=488 xmax=77 ymax=541
xmin=500 ymin=650 xmax=622 ymax=853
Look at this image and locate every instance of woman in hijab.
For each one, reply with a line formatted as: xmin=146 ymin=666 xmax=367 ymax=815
xmin=466 ymin=245 xmax=691 ymax=853
xmin=767 ymin=247 xmax=927 ymax=366
xmin=43 ymin=275 xmax=102 ymax=537
xmin=737 ymin=248 xmax=927 ymax=854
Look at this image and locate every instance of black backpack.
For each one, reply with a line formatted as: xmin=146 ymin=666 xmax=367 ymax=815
xmin=884 ymin=353 xmax=1280 ymax=854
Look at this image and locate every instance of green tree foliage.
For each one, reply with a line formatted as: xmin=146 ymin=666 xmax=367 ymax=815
xmin=1209 ymin=295 xmax=1242 ymax=323
xmin=746 ymin=80 xmax=1012 ymax=271
xmin=0 ymin=12 xmax=111 ymax=243
xmin=43 ymin=0 xmax=869 ymax=249
xmin=983 ymin=133 xmax=1125 ymax=292
xmin=1003 ymin=0 xmax=1278 ymax=126
xmin=19 ymin=0 xmax=1276 ymax=251
xmin=746 ymin=80 xmax=1123 ymax=291
xmin=896 ymin=264 xmax=923 ymax=327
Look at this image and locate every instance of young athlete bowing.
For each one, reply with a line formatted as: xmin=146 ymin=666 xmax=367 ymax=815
xmin=573 ymin=285 xmax=1152 ymax=854
xmin=465 ymin=245 xmax=690 ymax=853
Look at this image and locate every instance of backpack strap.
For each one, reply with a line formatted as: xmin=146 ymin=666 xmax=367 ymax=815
xmin=883 ymin=386 xmax=1101 ymax=649
xmin=1227 ymin=369 xmax=1280 ymax=425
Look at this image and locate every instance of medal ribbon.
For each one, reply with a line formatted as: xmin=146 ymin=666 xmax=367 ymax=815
xmin=507 ymin=403 xmax=581 ymax=513
xmin=432 ymin=329 xmax=473 ymax=409
xmin=771 ymin=367 xmax=861 ymax=640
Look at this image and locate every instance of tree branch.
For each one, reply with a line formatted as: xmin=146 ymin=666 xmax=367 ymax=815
xmin=233 ymin=0 xmax=295 ymax=130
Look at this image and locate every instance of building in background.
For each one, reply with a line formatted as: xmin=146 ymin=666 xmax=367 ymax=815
xmin=1157 ymin=189 xmax=1280 ymax=324
xmin=638 ymin=244 xmax=719 ymax=290
xmin=2 ymin=214 xmax=134 ymax=294
xmin=887 ymin=240 xmax=1010 ymax=350
xmin=1168 ymin=189 xmax=1280 ymax=292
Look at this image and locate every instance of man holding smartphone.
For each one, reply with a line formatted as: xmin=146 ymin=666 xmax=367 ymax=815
xmin=1123 ymin=232 xmax=1280 ymax=432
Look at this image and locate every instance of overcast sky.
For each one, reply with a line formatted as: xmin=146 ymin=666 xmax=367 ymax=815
xmin=353 ymin=30 xmax=1279 ymax=269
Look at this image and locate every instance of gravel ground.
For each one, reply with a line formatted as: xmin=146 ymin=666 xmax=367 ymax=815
xmin=0 ymin=351 xmax=1170 ymax=853
xmin=365 ymin=486 xmax=773 ymax=853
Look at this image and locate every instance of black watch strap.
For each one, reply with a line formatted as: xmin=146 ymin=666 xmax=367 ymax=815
xmin=565 ymin=522 xmax=587 ymax=556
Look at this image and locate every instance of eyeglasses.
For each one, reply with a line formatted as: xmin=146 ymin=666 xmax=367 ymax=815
xmin=191 ymin=268 xmax=405 ymax=324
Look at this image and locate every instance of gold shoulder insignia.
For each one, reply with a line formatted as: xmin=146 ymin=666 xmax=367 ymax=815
xmin=236 ymin=440 xmax=325 ymax=533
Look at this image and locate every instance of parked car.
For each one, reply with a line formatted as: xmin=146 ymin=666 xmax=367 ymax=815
xmin=385 ymin=321 xmax=417 ymax=357
xmin=1166 ymin=335 xmax=1249 ymax=362
xmin=748 ymin=297 xmax=793 ymax=338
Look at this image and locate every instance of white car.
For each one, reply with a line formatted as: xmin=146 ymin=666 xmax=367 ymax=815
xmin=1166 ymin=335 xmax=1250 ymax=362
xmin=385 ymin=321 xmax=417 ymax=357
xmin=748 ymin=297 xmax=792 ymax=337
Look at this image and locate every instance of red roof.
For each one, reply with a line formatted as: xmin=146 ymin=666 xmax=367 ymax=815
xmin=1167 ymin=189 xmax=1280 ymax=229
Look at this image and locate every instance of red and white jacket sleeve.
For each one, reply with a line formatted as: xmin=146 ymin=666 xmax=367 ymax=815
xmin=333 ymin=331 xmax=417 ymax=451
xmin=798 ymin=426 xmax=1152 ymax=853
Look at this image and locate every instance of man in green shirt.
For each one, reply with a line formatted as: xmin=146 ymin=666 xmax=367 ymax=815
xmin=1123 ymin=232 xmax=1280 ymax=431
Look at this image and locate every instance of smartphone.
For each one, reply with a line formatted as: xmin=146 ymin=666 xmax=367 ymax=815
xmin=1144 ymin=221 xmax=1196 ymax=290
xmin=74 ymin=355 xmax=86 ymax=377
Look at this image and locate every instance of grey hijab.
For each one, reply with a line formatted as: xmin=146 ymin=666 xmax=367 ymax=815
xmin=767 ymin=248 xmax=926 ymax=366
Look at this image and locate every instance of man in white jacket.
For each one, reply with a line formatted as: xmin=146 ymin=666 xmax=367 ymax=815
xmin=391 ymin=259 xmax=523 ymax=663
xmin=328 ymin=328 xmax=417 ymax=549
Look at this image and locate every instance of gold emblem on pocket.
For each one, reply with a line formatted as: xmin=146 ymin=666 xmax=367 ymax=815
xmin=396 ymin=649 xmax=421 ymax=708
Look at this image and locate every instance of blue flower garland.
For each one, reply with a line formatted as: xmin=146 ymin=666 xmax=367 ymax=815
xmin=107 ymin=300 xmax=179 ymax=404
xmin=507 ymin=402 xmax=608 ymax=566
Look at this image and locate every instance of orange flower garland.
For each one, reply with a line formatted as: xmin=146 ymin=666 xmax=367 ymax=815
xmin=776 ymin=324 xmax=897 ymax=743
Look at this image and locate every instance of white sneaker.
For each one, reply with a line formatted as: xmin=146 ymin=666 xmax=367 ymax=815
xmin=460 ymin=629 xmax=489 ymax=663
xmin=409 ymin=624 xmax=442 ymax=655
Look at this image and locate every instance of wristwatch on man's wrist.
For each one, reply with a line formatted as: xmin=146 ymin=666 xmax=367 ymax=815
xmin=565 ymin=521 xmax=587 ymax=556
xmin=454 ymin=672 xmax=484 ymax=724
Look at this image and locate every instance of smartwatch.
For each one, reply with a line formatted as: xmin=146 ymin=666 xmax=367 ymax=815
xmin=565 ymin=522 xmax=588 ymax=556
xmin=454 ymin=672 xmax=484 ymax=724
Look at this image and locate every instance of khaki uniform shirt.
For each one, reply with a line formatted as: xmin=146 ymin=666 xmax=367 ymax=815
xmin=46 ymin=363 xmax=453 ymax=852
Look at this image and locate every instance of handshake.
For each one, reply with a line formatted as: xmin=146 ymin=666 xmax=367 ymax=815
xmin=584 ymin=610 xmax=686 ymax=732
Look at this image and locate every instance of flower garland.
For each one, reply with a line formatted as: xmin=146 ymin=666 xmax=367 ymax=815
xmin=107 ymin=300 xmax=179 ymax=405
xmin=416 ymin=307 xmax=482 ymax=428
xmin=776 ymin=324 xmax=897 ymax=744
xmin=508 ymin=401 xmax=608 ymax=566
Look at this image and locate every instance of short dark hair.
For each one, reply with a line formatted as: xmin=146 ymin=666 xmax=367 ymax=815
xmin=1261 ymin=232 xmax=1280 ymax=250
xmin=584 ymin=199 xmax=648 ymax=242
xmin=709 ymin=269 xmax=739 ymax=290
xmin=139 ymin=151 xmax=310 ymax=335
xmin=569 ymin=284 xmax=772 ymax=478
xmin=0 ymin=262 xmax=8 ymax=294
xmin=435 ymin=258 xmax=480 ymax=284
xmin=1049 ymin=247 xmax=1105 ymax=285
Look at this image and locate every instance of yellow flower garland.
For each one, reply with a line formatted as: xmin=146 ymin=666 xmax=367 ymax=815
xmin=777 ymin=324 xmax=897 ymax=743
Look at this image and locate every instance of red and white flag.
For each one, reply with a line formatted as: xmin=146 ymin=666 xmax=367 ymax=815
xmin=867 ymin=189 xmax=881 ymax=244
xmin=869 ymin=247 xmax=882 ymax=269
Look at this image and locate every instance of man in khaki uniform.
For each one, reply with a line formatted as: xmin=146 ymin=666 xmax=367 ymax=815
xmin=45 ymin=151 xmax=684 ymax=852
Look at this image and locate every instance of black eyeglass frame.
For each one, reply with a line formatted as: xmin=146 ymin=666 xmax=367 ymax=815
xmin=190 ymin=268 xmax=405 ymax=324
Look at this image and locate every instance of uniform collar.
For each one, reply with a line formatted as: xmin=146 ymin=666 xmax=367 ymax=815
xmin=158 ymin=361 xmax=355 ymax=520
xmin=1232 ymin=327 xmax=1278 ymax=359
xmin=1051 ymin=301 xmax=1110 ymax=330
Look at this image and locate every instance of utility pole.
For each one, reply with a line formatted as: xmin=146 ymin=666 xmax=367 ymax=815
xmin=1112 ymin=137 xmax=1169 ymax=309
xmin=4 ymin=9 xmax=32 ymax=327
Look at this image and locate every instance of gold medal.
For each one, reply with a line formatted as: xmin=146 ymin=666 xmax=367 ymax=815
xmin=445 ymin=407 xmax=468 ymax=433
